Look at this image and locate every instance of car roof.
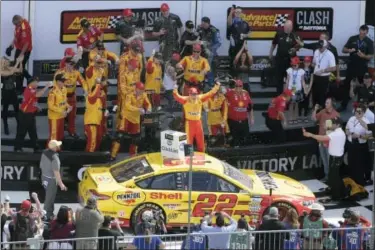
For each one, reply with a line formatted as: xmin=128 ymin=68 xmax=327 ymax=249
xmin=140 ymin=152 xmax=225 ymax=175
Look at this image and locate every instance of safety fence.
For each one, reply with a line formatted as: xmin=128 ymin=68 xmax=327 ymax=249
xmin=1 ymin=227 xmax=374 ymax=250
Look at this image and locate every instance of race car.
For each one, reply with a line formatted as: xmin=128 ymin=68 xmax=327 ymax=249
xmin=78 ymin=152 xmax=316 ymax=230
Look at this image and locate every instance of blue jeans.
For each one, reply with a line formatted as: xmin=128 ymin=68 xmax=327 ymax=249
xmin=319 ymin=144 xmax=329 ymax=178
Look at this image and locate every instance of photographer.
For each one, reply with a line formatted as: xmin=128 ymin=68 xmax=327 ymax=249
xmin=180 ymin=20 xmax=200 ymax=58
xmin=1 ymin=57 xmax=22 ymax=135
xmin=135 ymin=210 xmax=166 ymax=236
xmin=98 ymin=216 xmax=124 ymax=250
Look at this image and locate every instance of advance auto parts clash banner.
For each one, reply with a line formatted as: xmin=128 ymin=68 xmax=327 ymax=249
xmin=60 ymin=8 xmax=160 ymax=43
xmin=227 ymin=7 xmax=333 ymax=40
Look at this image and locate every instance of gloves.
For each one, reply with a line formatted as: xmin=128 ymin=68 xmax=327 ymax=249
xmin=79 ymin=67 xmax=85 ymax=74
xmin=5 ymin=46 xmax=13 ymax=57
xmin=104 ymin=110 xmax=109 ymax=117
xmin=139 ymin=108 xmax=145 ymax=115
xmin=112 ymin=105 xmax=118 ymax=112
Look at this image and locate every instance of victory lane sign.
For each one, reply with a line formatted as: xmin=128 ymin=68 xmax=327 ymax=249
xmin=60 ymin=8 xmax=161 ymax=43
xmin=226 ymin=7 xmax=333 ymax=40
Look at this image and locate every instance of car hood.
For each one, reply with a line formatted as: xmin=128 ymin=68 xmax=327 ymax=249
xmin=242 ymin=170 xmax=315 ymax=198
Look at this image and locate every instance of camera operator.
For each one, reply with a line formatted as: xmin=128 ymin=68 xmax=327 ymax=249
xmin=135 ymin=210 xmax=166 ymax=236
xmin=115 ymin=8 xmax=144 ymax=55
xmin=152 ymin=3 xmax=183 ymax=62
xmin=180 ymin=21 xmax=200 ymax=58
xmin=340 ymin=25 xmax=374 ymax=112
xmin=1 ymin=57 xmax=22 ymax=135
xmin=269 ymin=20 xmax=301 ymax=95
xmin=227 ymin=6 xmax=251 ymax=75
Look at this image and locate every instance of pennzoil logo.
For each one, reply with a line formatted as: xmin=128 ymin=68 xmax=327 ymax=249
xmin=113 ymin=190 xmax=146 ymax=205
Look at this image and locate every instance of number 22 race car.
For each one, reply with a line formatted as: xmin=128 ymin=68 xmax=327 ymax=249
xmin=78 ymin=152 xmax=316 ymax=230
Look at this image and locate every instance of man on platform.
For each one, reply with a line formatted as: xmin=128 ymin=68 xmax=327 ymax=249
xmin=111 ymin=82 xmax=151 ymax=160
xmin=77 ymin=18 xmax=103 ymax=70
xmin=145 ymin=52 xmax=163 ymax=110
xmin=265 ymin=89 xmax=293 ymax=143
xmin=173 ymin=82 xmax=220 ymax=152
xmin=55 ymin=57 xmax=86 ymax=138
xmin=226 ymin=80 xmax=254 ymax=147
xmin=47 ymin=73 xmax=71 ymax=147
xmin=118 ymin=40 xmax=143 ymax=83
xmin=84 ymin=58 xmax=107 ymax=94
xmin=59 ymin=48 xmax=78 ymax=69
xmin=7 ymin=15 xmax=33 ymax=94
xmin=177 ymin=44 xmax=210 ymax=95
xmin=14 ymin=78 xmax=52 ymax=152
xmin=152 ymin=3 xmax=183 ymax=62
xmin=115 ymin=8 xmax=144 ymax=54
xmin=84 ymin=78 xmax=107 ymax=152
xmin=205 ymin=86 xmax=230 ymax=146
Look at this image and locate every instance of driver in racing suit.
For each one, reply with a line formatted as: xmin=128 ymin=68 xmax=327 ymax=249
xmin=177 ymin=44 xmax=210 ymax=96
xmin=110 ymin=82 xmax=151 ymax=160
xmin=204 ymin=86 xmax=230 ymax=146
xmin=173 ymin=82 xmax=220 ymax=152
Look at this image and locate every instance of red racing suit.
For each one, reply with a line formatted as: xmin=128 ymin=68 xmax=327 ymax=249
xmin=173 ymin=84 xmax=220 ymax=152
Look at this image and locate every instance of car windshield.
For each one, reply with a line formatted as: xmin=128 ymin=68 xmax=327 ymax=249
xmin=222 ymin=161 xmax=253 ymax=189
xmin=110 ymin=157 xmax=154 ymax=183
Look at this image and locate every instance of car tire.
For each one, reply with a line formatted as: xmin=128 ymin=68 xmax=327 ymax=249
xmin=130 ymin=202 xmax=166 ymax=234
xmin=263 ymin=201 xmax=297 ymax=221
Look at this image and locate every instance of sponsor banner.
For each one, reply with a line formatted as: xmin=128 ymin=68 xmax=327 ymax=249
xmin=226 ymin=7 xmax=334 ymax=40
xmin=60 ymin=8 xmax=160 ymax=43
xmin=33 ymin=60 xmax=60 ymax=81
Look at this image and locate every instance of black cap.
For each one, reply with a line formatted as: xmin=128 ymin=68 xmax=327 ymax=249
xmin=359 ymin=98 xmax=369 ymax=104
xmin=55 ymin=73 xmax=67 ymax=82
xmin=27 ymin=77 xmax=39 ymax=85
xmin=153 ymin=52 xmax=163 ymax=61
xmin=364 ymin=73 xmax=371 ymax=79
xmin=185 ymin=20 xmax=194 ymax=29
xmin=80 ymin=18 xmax=90 ymax=28
xmin=96 ymin=41 xmax=105 ymax=49
xmin=201 ymin=16 xmax=210 ymax=24
xmin=102 ymin=216 xmax=113 ymax=227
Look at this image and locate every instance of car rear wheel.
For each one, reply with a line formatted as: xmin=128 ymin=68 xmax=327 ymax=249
xmin=263 ymin=201 xmax=297 ymax=221
xmin=130 ymin=202 xmax=166 ymax=234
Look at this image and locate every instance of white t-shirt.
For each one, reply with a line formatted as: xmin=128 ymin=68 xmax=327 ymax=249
xmin=286 ymin=68 xmax=305 ymax=92
xmin=346 ymin=116 xmax=371 ymax=143
xmin=327 ymin=127 xmax=346 ymax=157
xmin=313 ymin=49 xmax=336 ymax=76
xmin=365 ymin=109 xmax=375 ymax=124
xmin=163 ymin=65 xmax=177 ymax=90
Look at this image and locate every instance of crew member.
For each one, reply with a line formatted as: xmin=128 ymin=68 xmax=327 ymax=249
xmin=7 ymin=15 xmax=33 ymax=94
xmin=197 ymin=16 xmax=221 ymax=86
xmin=303 ymin=117 xmax=346 ymax=201
xmin=111 ymin=82 xmax=151 ymax=160
xmin=59 ymin=48 xmax=76 ymax=69
xmin=118 ymin=40 xmax=143 ymax=81
xmin=350 ymin=73 xmax=375 ymax=112
xmin=152 ymin=3 xmax=183 ymax=62
xmin=47 ymin=73 xmax=71 ymax=147
xmin=84 ymin=79 xmax=107 ymax=152
xmin=177 ymin=44 xmax=210 ymax=95
xmin=14 ymin=78 xmax=52 ymax=152
xmin=55 ymin=57 xmax=86 ymax=138
xmin=173 ymin=83 xmax=220 ymax=152
xmin=265 ymin=89 xmax=293 ymax=143
xmin=77 ymin=18 xmax=103 ymax=70
xmin=118 ymin=58 xmax=141 ymax=106
xmin=180 ymin=20 xmax=200 ymax=58
xmin=340 ymin=25 xmax=374 ymax=111
xmin=226 ymin=80 xmax=254 ymax=146
xmin=269 ymin=20 xmax=300 ymax=94
xmin=311 ymin=40 xmax=337 ymax=108
xmin=145 ymin=52 xmax=163 ymax=109
xmin=89 ymin=42 xmax=119 ymax=79
xmin=84 ymin=58 xmax=106 ymax=94
xmin=115 ymin=8 xmax=144 ymax=54
xmin=205 ymin=87 xmax=230 ymax=145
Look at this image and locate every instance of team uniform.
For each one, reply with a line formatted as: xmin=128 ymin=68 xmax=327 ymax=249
xmin=84 ymin=84 xmax=106 ymax=152
xmin=89 ymin=48 xmax=119 ymax=85
xmin=76 ymin=26 xmax=102 ymax=69
xmin=179 ymin=55 xmax=210 ymax=95
xmin=54 ymin=68 xmax=85 ymax=136
xmin=47 ymin=86 xmax=69 ymax=146
xmin=84 ymin=65 xmax=105 ymax=94
xmin=173 ymin=84 xmax=220 ymax=152
xmin=59 ymin=48 xmax=75 ymax=69
xmin=205 ymin=93 xmax=229 ymax=135
xmin=145 ymin=57 xmax=163 ymax=107
xmin=111 ymin=90 xmax=152 ymax=158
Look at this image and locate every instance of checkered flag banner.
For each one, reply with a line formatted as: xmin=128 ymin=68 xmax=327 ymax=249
xmin=274 ymin=14 xmax=289 ymax=27
xmin=107 ymin=15 xmax=122 ymax=29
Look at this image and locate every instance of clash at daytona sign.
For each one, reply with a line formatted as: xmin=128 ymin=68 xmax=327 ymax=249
xmin=60 ymin=8 xmax=160 ymax=43
xmin=226 ymin=7 xmax=334 ymax=40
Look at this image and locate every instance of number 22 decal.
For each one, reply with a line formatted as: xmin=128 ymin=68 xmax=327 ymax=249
xmin=192 ymin=194 xmax=238 ymax=216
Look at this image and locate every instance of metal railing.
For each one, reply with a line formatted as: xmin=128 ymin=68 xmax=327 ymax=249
xmin=1 ymin=227 xmax=373 ymax=250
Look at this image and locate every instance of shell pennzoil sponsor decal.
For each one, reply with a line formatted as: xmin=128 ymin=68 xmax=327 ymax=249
xmin=113 ymin=190 xmax=146 ymax=206
xmin=94 ymin=175 xmax=112 ymax=183
xmin=60 ymin=8 xmax=160 ymax=43
xmin=226 ymin=7 xmax=333 ymax=40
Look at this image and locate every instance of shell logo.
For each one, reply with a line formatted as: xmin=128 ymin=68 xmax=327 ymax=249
xmin=238 ymin=101 xmax=244 ymax=107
